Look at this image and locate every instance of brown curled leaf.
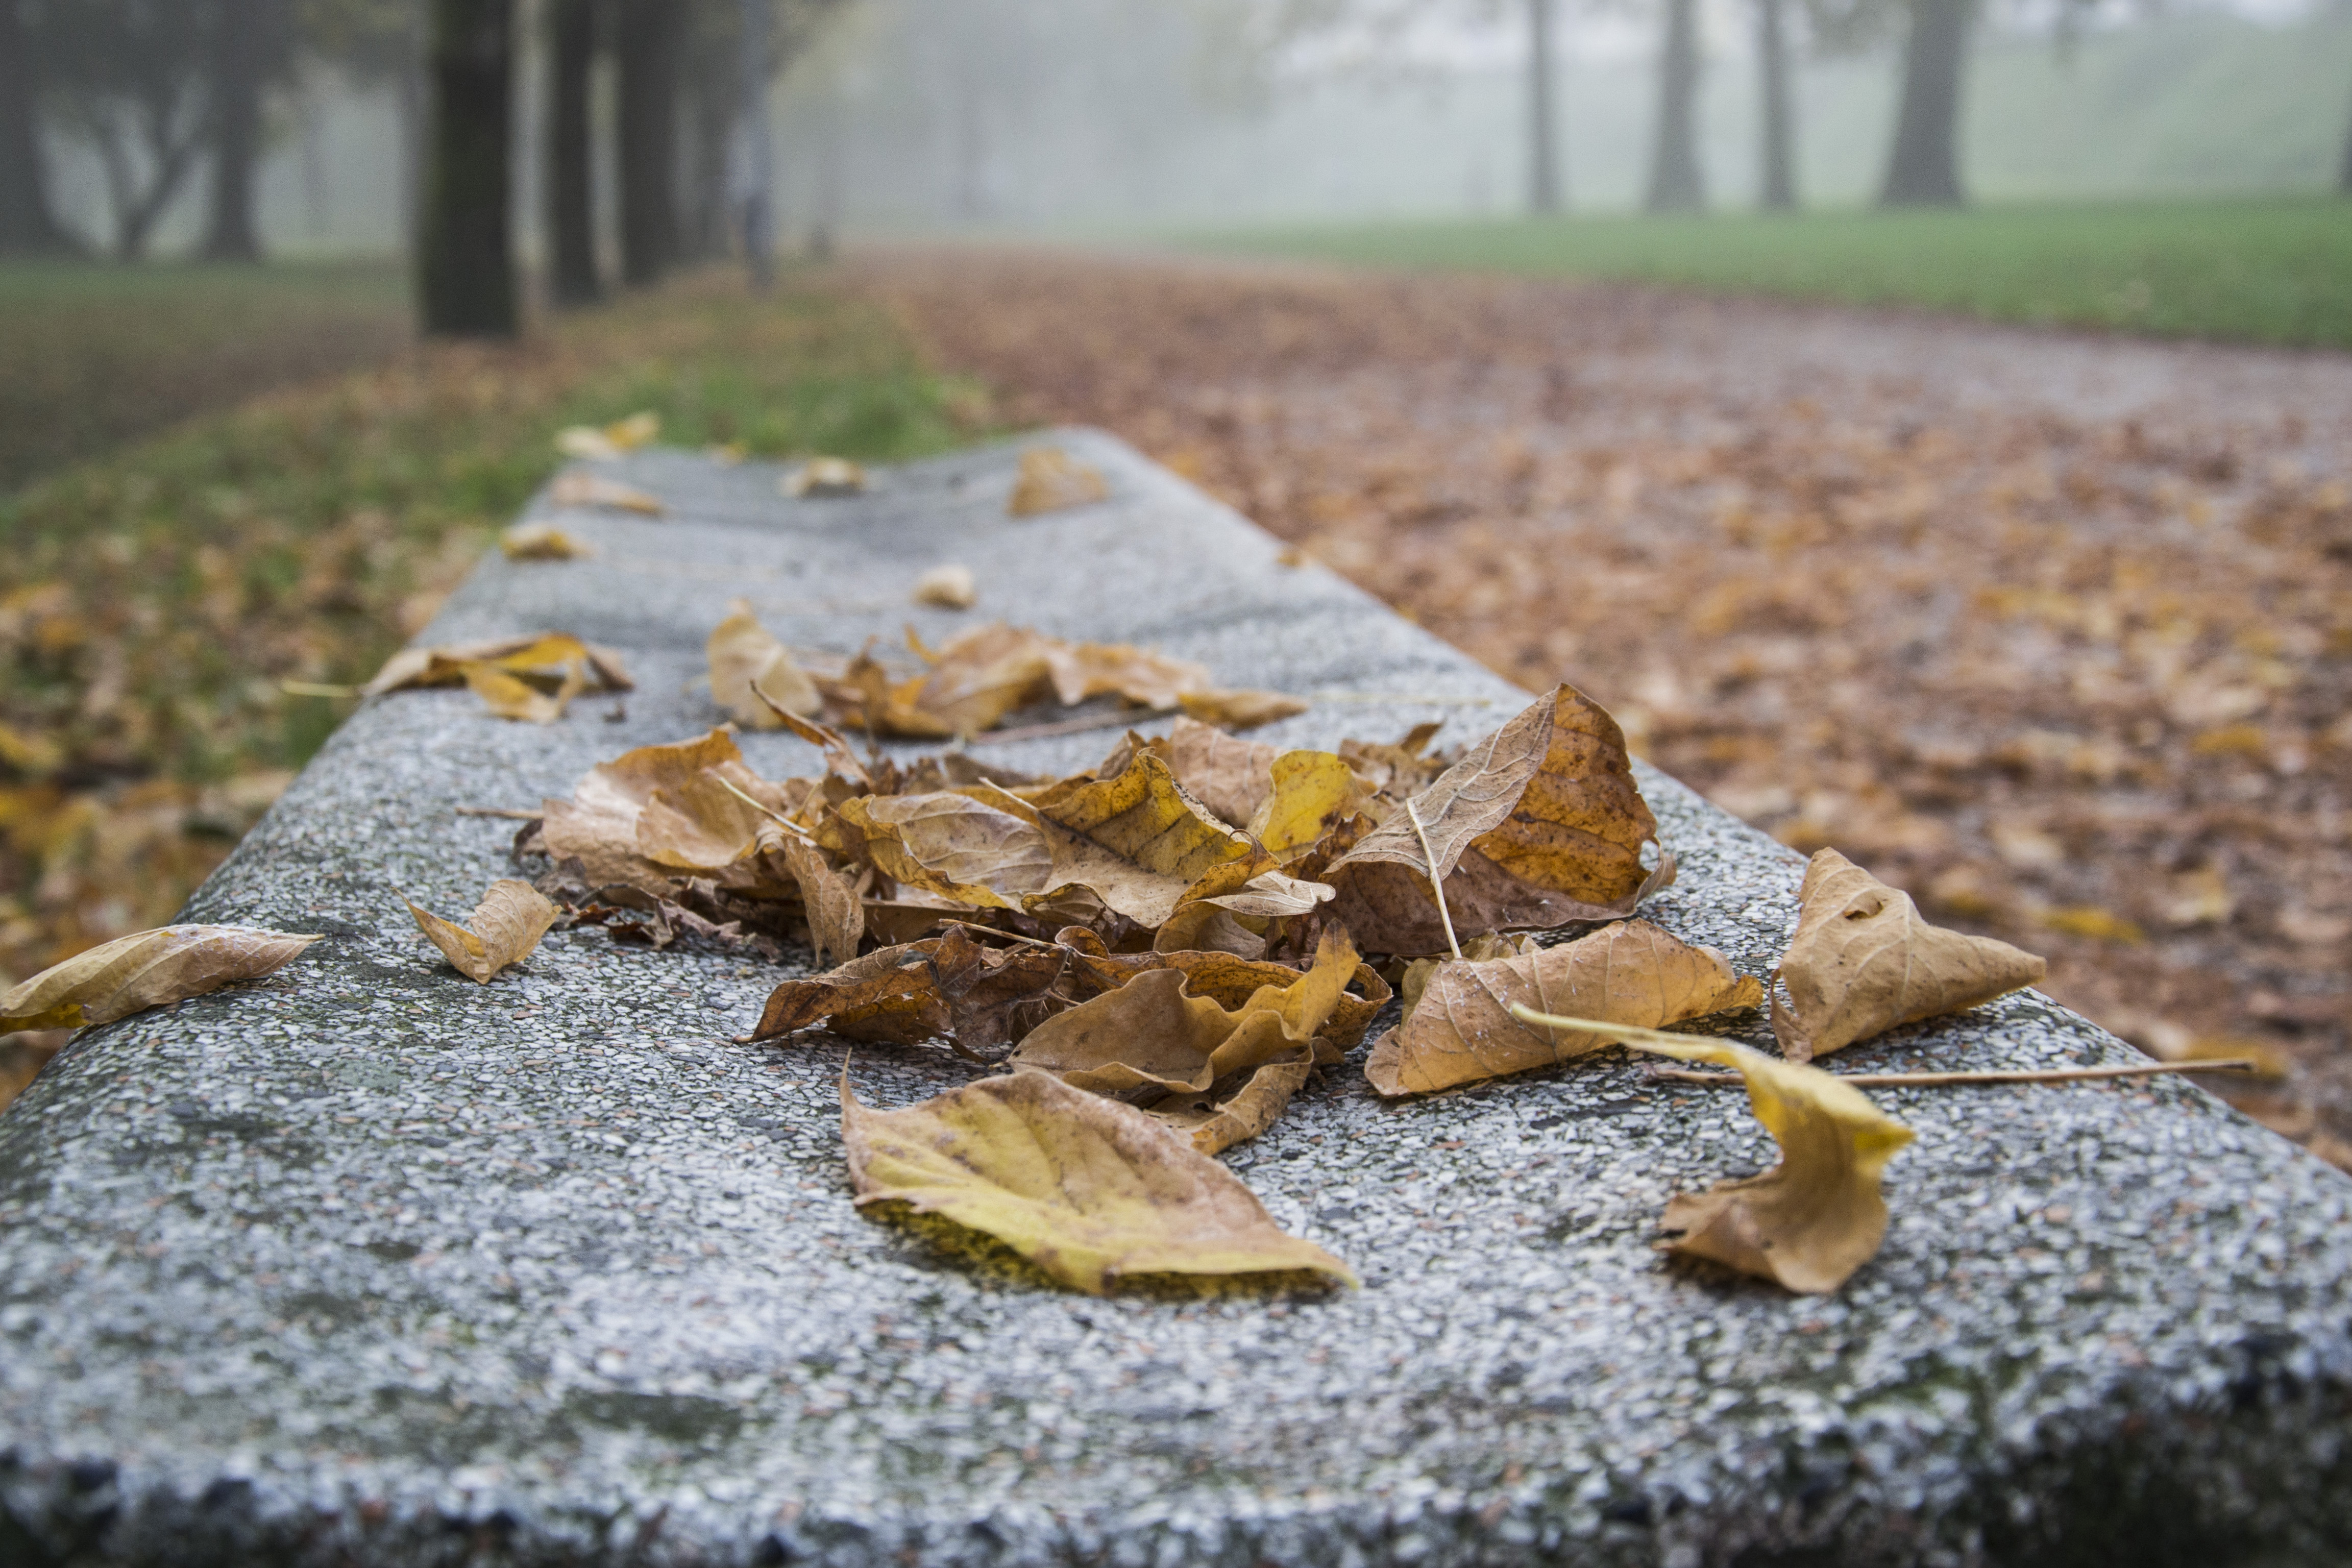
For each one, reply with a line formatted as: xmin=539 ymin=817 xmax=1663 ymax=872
xmin=1327 ymin=684 xmax=1671 ymax=955
xmin=748 ymin=925 xmax=1071 ymax=1060
xmin=407 ymin=879 xmax=562 ymax=983
xmin=1176 ymin=688 xmax=1310 ymax=730
xmin=1774 ymin=848 xmax=2048 ymax=1062
xmin=827 ymin=791 xmax=1052 ymax=911
xmin=708 ymin=599 xmax=821 ymax=725
xmin=1 ymin=925 xmax=324 ymax=1034
xmin=782 ymin=838 xmax=864 ymax=969
xmin=541 ymin=729 xmax=797 ymax=892
xmin=1006 ymin=446 xmax=1109 ymax=517
xmin=1024 ymin=751 xmax=1273 ymax=928
xmin=1157 ymin=716 xmax=1279 ymax=828
xmin=1010 ymin=928 xmax=1361 ymax=1153
xmin=1364 ymin=919 xmax=1760 ymax=1096
xmin=843 ymin=1069 xmax=1352 ymax=1293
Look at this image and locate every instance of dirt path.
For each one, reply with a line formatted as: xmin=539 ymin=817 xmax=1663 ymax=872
xmin=864 ymin=247 xmax=2352 ymax=1162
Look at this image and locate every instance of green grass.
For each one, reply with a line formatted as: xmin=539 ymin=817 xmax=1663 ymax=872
xmin=0 ymin=267 xmax=990 ymax=977
xmin=0 ymin=260 xmax=415 ymax=492
xmin=1196 ymin=196 xmax=2352 ymax=349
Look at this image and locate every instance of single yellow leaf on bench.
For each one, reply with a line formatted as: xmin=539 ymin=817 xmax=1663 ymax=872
xmin=842 ymin=1068 xmax=1353 ymax=1293
xmin=406 ymin=879 xmax=561 ymax=984
xmin=1006 ymin=446 xmax=1108 ymax=517
xmin=1 ymin=925 xmax=323 ymax=1034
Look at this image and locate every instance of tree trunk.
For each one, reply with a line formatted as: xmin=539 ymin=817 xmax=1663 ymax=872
xmin=1880 ymin=0 xmax=1972 ymax=206
xmin=1527 ymin=0 xmax=1561 ymax=214
xmin=0 ymin=0 xmax=76 ymax=255
xmin=1645 ymin=0 xmax=1704 ymax=213
xmin=1756 ymin=0 xmax=1796 ymax=209
xmin=545 ymin=0 xmax=599 ymax=305
xmin=2339 ymin=67 xmax=2352 ymax=194
xmin=739 ymin=0 xmax=773 ymax=288
xmin=201 ymin=0 xmax=267 ymax=263
xmin=419 ymin=0 xmax=517 ymax=337
xmin=615 ymin=0 xmax=679 ymax=286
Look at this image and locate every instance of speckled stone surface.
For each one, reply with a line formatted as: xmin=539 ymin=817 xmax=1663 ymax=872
xmin=4 ymin=430 xmax=2350 ymax=1568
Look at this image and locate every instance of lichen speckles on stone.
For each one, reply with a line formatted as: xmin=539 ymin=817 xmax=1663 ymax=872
xmin=3 ymin=431 xmax=2351 ymax=1567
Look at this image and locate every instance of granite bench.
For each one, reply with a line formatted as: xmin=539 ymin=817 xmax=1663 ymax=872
xmin=3 ymin=430 xmax=2348 ymax=1567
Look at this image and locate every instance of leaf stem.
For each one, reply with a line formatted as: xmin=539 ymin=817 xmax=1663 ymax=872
xmin=712 ymin=775 xmax=820 ymax=845
xmin=939 ymin=918 xmax=1060 ymax=950
xmin=1648 ymin=1059 xmax=2261 ymax=1088
xmin=454 ymin=807 xmax=544 ymax=821
xmin=1405 ymin=797 xmax=1462 ymax=963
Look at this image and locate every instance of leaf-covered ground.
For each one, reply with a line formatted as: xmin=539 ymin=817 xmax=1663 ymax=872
xmin=862 ymin=249 xmax=2352 ymax=1167
xmin=0 ymin=272 xmax=988 ymax=1105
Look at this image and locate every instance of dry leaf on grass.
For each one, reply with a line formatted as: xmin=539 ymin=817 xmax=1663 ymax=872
xmin=1327 ymin=684 xmax=1672 ymax=954
xmin=550 ymin=471 xmax=665 ymax=515
xmin=1365 ymin=919 xmax=1761 ymax=1095
xmin=913 ymin=565 xmax=977 ymax=608
xmin=407 ymin=879 xmax=562 ymax=983
xmin=1512 ymin=1009 xmax=1915 ymax=1294
xmin=1010 ymin=928 xmax=1361 ymax=1153
xmin=1178 ymin=689 xmax=1310 ymax=730
xmin=361 ymin=633 xmax=633 ymax=698
xmin=501 ymin=523 xmax=593 ymax=561
xmin=1776 ymin=848 xmax=2048 ymax=1062
xmin=785 ymin=457 xmax=867 ymax=497
xmin=1 ymin=925 xmax=323 ymax=1033
xmin=1007 ymin=446 xmax=1109 ymax=517
xmin=843 ymin=1068 xmax=1353 ymax=1293
xmin=707 ymin=599 xmax=822 ymax=725
xmin=555 ymin=411 xmax=659 ymax=459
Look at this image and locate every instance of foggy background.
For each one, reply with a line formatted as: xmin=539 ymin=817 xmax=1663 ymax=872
xmin=26 ymin=0 xmax=2352 ymax=262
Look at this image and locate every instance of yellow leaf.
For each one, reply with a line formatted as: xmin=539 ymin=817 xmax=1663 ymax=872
xmin=1245 ymin=750 xmax=1369 ymax=861
xmin=1040 ymin=638 xmax=1211 ymax=710
xmin=1006 ymin=446 xmax=1109 ymax=518
xmin=1025 ymin=751 xmax=1272 ymax=927
xmin=2 ymin=925 xmax=323 ymax=1033
xmin=1178 ymin=689 xmax=1310 ymax=730
xmin=912 ymin=564 xmax=977 ymax=609
xmin=1328 ymin=684 xmax=1672 ymax=955
xmin=407 ymin=879 xmax=561 ymax=984
xmin=1776 ymin=849 xmax=2048 ymax=1061
xmin=550 ymin=471 xmax=665 ymax=514
xmin=1337 ymin=721 xmax=1449 ymax=797
xmin=1159 ymin=716 xmax=1279 ymax=828
xmin=828 ymin=792 xmax=1052 ymax=911
xmin=460 ymin=660 xmax=582 ymax=724
xmin=1510 ymin=1009 xmax=1914 ymax=1294
xmin=500 ymin=523 xmax=593 ymax=561
xmin=707 ymin=598 xmax=821 ymax=726
xmin=2032 ymin=904 xmax=2145 ymax=946
xmin=541 ymin=729 xmax=797 ymax=892
xmin=784 ymin=457 xmax=867 ymax=497
xmin=1010 ymin=928 xmax=1360 ymax=1154
xmin=842 ymin=1068 xmax=1353 ymax=1292
xmin=1365 ymin=919 xmax=1761 ymax=1096
xmin=361 ymin=632 xmax=632 ymax=697
xmin=554 ymin=410 xmax=659 ymax=459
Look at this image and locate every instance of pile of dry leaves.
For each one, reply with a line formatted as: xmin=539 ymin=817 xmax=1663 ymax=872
xmin=861 ymin=250 xmax=2352 ymax=1167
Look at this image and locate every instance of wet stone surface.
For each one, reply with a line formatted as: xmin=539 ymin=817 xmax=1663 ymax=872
xmin=3 ymin=430 xmax=2350 ymax=1567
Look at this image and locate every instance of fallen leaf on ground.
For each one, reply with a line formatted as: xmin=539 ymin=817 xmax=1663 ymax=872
xmin=551 ymin=471 xmax=665 ymax=515
xmin=1026 ymin=751 xmax=1271 ymax=927
xmin=541 ymin=729 xmax=795 ymax=891
xmin=1055 ymin=929 xmax=1392 ymax=1054
xmin=1178 ymin=689 xmax=1310 ymax=729
xmin=1511 ymin=1010 xmax=1915 ymax=1294
xmin=501 ymin=523 xmax=593 ymax=561
xmin=1007 ymin=446 xmax=1109 ymax=517
xmin=750 ymin=925 xmax=1073 ymax=1059
xmin=785 ymin=457 xmax=867 ymax=497
xmin=407 ymin=879 xmax=562 ymax=983
xmin=783 ymin=838 xmax=864 ymax=969
xmin=913 ymin=564 xmax=977 ymax=608
xmin=1159 ymin=717 xmax=1279 ymax=827
xmin=1365 ymin=919 xmax=1761 ymax=1095
xmin=1 ymin=925 xmax=323 ymax=1033
xmin=708 ymin=599 xmax=822 ymax=725
xmin=827 ymin=791 xmax=1052 ymax=910
xmin=361 ymin=633 xmax=633 ymax=698
xmin=1338 ymin=721 xmax=1449 ymax=796
xmin=1775 ymin=848 xmax=2047 ymax=1062
xmin=462 ymin=660 xmax=585 ymax=724
xmin=1011 ymin=928 xmax=1360 ymax=1153
xmin=1327 ymin=684 xmax=1672 ymax=954
xmin=843 ymin=1068 xmax=1353 ymax=1292
xmin=1040 ymin=639 xmax=1212 ymax=710
xmin=1246 ymin=749 xmax=1370 ymax=861
xmin=555 ymin=410 xmax=659 ymax=459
